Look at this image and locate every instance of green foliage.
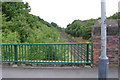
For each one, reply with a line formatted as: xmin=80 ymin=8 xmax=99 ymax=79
xmin=65 ymin=12 xmax=120 ymax=40
xmin=51 ymin=22 xmax=58 ymax=28
xmin=2 ymin=2 xmax=62 ymax=44
xmin=65 ymin=19 xmax=97 ymax=40
xmin=108 ymin=12 xmax=120 ymax=19
xmin=2 ymin=2 xmax=30 ymax=21
xmin=51 ymin=22 xmax=63 ymax=31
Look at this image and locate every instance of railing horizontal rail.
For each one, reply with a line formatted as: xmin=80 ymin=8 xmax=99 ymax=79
xmin=1 ymin=43 xmax=92 ymax=45
xmin=0 ymin=43 xmax=93 ymax=64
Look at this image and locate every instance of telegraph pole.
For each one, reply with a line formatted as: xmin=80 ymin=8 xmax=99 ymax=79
xmin=98 ymin=0 xmax=109 ymax=79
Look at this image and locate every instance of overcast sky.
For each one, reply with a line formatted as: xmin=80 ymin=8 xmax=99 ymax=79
xmin=23 ymin=0 xmax=120 ymax=28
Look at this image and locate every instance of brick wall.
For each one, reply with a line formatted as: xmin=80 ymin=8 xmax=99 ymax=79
xmin=92 ymin=36 xmax=119 ymax=67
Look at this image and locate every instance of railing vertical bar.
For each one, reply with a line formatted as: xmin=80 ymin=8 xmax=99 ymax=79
xmin=71 ymin=45 xmax=72 ymax=63
xmin=11 ymin=45 xmax=13 ymax=61
xmin=86 ymin=45 xmax=87 ymax=63
xmin=45 ymin=45 xmax=47 ymax=61
xmin=52 ymin=45 xmax=53 ymax=63
xmin=8 ymin=45 xmax=10 ymax=61
xmin=27 ymin=45 xmax=29 ymax=62
xmin=16 ymin=45 xmax=18 ymax=63
xmin=22 ymin=45 xmax=23 ymax=62
xmin=1 ymin=45 xmax=2 ymax=62
xmin=83 ymin=45 xmax=84 ymax=63
xmin=33 ymin=45 xmax=35 ymax=62
xmin=68 ymin=45 xmax=69 ymax=62
xmin=58 ymin=45 xmax=59 ymax=62
xmin=6 ymin=45 xmax=7 ymax=61
xmin=61 ymin=45 xmax=62 ymax=63
xmin=35 ymin=45 xmax=36 ymax=62
xmin=39 ymin=45 xmax=40 ymax=62
xmin=64 ymin=45 xmax=65 ymax=62
xmin=84 ymin=45 xmax=86 ymax=63
xmin=3 ymin=45 xmax=5 ymax=61
xmin=49 ymin=45 xmax=50 ymax=62
xmin=30 ymin=45 xmax=32 ymax=61
xmin=86 ymin=44 xmax=89 ymax=63
xmin=81 ymin=44 xmax=82 ymax=63
xmin=91 ymin=43 xmax=93 ymax=64
xmin=36 ymin=45 xmax=38 ymax=62
xmin=55 ymin=45 xmax=56 ymax=62
xmin=42 ymin=45 xmax=44 ymax=61
xmin=42 ymin=45 xmax=43 ymax=61
xmin=14 ymin=45 xmax=17 ymax=64
xmin=74 ymin=44 xmax=75 ymax=63
xmin=46 ymin=45 xmax=48 ymax=62
xmin=25 ymin=45 xmax=26 ymax=62
xmin=77 ymin=44 xmax=79 ymax=62
xmin=19 ymin=45 xmax=20 ymax=62
xmin=42 ymin=45 xmax=44 ymax=62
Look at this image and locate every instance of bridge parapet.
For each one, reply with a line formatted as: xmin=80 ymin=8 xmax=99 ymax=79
xmin=1 ymin=43 xmax=93 ymax=66
xmin=92 ymin=19 xmax=119 ymax=67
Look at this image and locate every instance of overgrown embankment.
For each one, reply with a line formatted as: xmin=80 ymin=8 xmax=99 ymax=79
xmin=65 ymin=12 xmax=120 ymax=41
xmin=2 ymin=2 xmax=64 ymax=44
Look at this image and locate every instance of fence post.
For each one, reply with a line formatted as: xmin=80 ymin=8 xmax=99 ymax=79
xmin=14 ymin=45 xmax=18 ymax=64
xmin=91 ymin=43 xmax=93 ymax=64
xmin=86 ymin=44 xmax=89 ymax=63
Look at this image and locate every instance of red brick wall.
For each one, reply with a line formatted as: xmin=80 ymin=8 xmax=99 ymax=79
xmin=92 ymin=36 xmax=119 ymax=67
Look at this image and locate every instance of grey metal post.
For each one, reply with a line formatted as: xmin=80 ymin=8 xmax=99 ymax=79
xmin=98 ymin=0 xmax=109 ymax=79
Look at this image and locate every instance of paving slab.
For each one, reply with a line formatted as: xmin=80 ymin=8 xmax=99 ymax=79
xmin=1 ymin=67 xmax=118 ymax=78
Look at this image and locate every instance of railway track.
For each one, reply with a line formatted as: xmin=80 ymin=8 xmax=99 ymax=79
xmin=59 ymin=32 xmax=91 ymax=62
xmin=59 ymin=32 xmax=76 ymax=43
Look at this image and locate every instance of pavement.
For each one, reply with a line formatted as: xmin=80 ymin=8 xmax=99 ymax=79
xmin=0 ymin=67 xmax=119 ymax=78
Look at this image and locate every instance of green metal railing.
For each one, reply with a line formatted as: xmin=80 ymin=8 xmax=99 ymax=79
xmin=0 ymin=43 xmax=93 ymax=64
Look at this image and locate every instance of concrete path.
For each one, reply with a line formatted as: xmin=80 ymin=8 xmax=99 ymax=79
xmin=1 ymin=67 xmax=118 ymax=78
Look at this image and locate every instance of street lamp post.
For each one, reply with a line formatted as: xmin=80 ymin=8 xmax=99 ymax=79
xmin=98 ymin=0 xmax=109 ymax=79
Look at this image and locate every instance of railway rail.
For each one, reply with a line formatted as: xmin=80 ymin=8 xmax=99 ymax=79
xmin=59 ymin=32 xmax=92 ymax=63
